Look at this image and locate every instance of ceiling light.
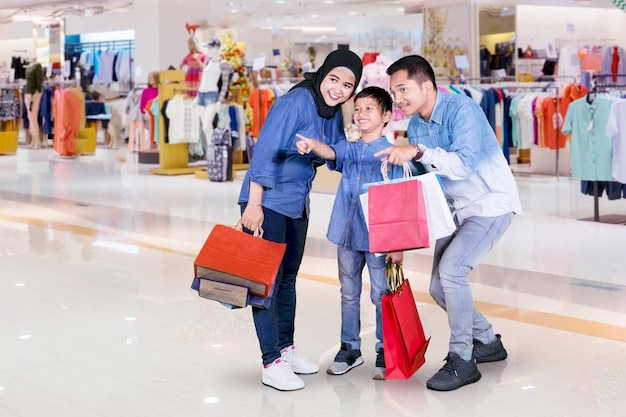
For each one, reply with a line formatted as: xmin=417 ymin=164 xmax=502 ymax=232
xmin=276 ymin=0 xmax=285 ymax=3
xmin=324 ymin=0 xmax=333 ymax=3
xmin=348 ymin=11 xmax=357 ymax=15
xmin=311 ymin=14 xmax=319 ymax=18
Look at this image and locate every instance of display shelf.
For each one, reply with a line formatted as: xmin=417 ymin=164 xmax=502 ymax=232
xmin=149 ymin=70 xmax=201 ymax=176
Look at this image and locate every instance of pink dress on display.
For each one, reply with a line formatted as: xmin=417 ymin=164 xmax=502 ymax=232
xmin=182 ymin=53 xmax=207 ymax=97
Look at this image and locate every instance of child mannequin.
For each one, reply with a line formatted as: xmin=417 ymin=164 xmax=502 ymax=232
xmin=25 ymin=61 xmax=44 ymax=149
xmin=139 ymin=71 xmax=159 ymax=148
xmin=125 ymin=87 xmax=145 ymax=152
xmin=197 ymin=39 xmax=231 ymax=143
xmin=180 ymin=36 xmax=206 ymax=98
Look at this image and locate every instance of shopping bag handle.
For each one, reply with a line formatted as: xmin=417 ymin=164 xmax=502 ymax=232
xmin=380 ymin=161 xmax=413 ymax=182
xmin=385 ymin=260 xmax=406 ymax=294
xmin=234 ymin=219 xmax=264 ymax=237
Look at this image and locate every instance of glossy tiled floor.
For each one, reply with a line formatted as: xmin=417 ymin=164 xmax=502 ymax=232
xmin=1 ymin=146 xmax=625 ymax=417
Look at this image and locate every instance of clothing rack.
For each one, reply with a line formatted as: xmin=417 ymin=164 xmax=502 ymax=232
xmin=581 ymin=74 xmax=626 ymax=223
xmin=65 ymin=40 xmax=135 ymax=94
xmin=64 ymin=40 xmax=134 ymax=54
xmin=448 ymin=75 xmax=517 ymax=85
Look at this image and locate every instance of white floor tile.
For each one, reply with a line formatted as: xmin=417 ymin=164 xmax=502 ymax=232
xmin=0 ymin=152 xmax=625 ymax=416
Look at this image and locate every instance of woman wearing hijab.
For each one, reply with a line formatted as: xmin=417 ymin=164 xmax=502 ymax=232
xmin=238 ymin=49 xmax=363 ymax=391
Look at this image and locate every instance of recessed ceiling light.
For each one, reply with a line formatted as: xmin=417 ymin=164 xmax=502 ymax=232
xmin=348 ymin=11 xmax=357 ymax=16
xmin=276 ymin=0 xmax=285 ymax=3
xmin=324 ymin=0 xmax=333 ymax=3
xmin=311 ymin=14 xmax=319 ymax=18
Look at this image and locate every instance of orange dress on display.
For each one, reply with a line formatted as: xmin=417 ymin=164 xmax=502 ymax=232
xmin=53 ymin=89 xmax=83 ymax=156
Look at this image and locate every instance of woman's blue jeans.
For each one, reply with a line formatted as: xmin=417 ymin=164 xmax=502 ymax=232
xmin=337 ymin=246 xmax=387 ymax=354
xmin=244 ymin=206 xmax=308 ymax=366
xmin=429 ymin=212 xmax=514 ymax=361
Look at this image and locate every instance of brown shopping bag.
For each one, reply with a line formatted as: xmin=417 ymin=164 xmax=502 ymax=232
xmin=382 ymin=262 xmax=430 ymax=379
xmin=194 ymin=223 xmax=286 ymax=297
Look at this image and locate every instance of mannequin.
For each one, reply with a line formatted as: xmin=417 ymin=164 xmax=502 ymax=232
xmin=139 ymin=71 xmax=159 ymax=148
xmin=180 ymin=36 xmax=207 ymax=97
xmin=25 ymin=61 xmax=44 ymax=149
xmin=197 ymin=39 xmax=231 ymax=144
xmin=125 ymin=87 xmax=146 ymax=152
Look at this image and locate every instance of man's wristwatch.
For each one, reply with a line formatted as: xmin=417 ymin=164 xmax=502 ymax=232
xmin=413 ymin=144 xmax=426 ymax=161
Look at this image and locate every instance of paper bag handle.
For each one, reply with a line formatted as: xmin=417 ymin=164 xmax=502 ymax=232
xmin=235 ymin=219 xmax=264 ymax=237
xmin=385 ymin=261 xmax=406 ymax=294
xmin=380 ymin=161 xmax=413 ymax=182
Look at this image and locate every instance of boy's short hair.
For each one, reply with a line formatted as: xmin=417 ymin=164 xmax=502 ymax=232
xmin=354 ymin=86 xmax=393 ymax=114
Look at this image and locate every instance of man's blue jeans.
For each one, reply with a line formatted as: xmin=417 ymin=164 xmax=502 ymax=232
xmin=337 ymin=246 xmax=387 ymax=354
xmin=246 ymin=206 xmax=308 ymax=366
xmin=429 ymin=212 xmax=515 ymax=361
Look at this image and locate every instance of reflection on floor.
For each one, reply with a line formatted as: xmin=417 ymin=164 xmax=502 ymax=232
xmin=0 ymin=148 xmax=625 ymax=417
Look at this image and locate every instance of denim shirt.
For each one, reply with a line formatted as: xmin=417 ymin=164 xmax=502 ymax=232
xmin=409 ymin=92 xmax=522 ymax=223
xmin=326 ymin=137 xmax=406 ymax=252
xmin=238 ymin=87 xmax=345 ymax=218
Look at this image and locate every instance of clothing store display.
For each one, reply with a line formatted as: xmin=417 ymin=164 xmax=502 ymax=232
xmin=562 ymin=94 xmax=617 ymax=181
xmin=606 ymin=100 xmax=626 ymax=183
xmin=181 ymin=52 xmax=206 ymax=97
xmin=164 ymin=95 xmax=202 ymax=144
xmin=53 ymin=88 xmax=84 ymax=157
xmin=25 ymin=63 xmax=43 ymax=95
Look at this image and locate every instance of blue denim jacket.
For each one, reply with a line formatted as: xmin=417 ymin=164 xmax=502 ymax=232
xmin=326 ymin=137 xmax=406 ymax=252
xmin=238 ymin=87 xmax=345 ymax=218
xmin=410 ymin=92 xmax=522 ymax=223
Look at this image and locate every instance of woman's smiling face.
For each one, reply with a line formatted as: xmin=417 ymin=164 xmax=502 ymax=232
xmin=319 ymin=66 xmax=356 ymax=107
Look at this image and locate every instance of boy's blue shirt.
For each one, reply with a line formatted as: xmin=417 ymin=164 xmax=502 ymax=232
xmin=326 ymin=136 xmax=410 ymax=252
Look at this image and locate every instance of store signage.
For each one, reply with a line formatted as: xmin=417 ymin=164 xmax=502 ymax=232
xmin=453 ymin=55 xmax=469 ymax=70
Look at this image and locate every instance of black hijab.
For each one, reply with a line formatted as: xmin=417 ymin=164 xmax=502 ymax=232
xmin=291 ymin=49 xmax=363 ymax=119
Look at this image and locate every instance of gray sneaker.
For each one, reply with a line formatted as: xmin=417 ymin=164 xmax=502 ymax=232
xmin=427 ymin=352 xmax=481 ymax=391
xmin=327 ymin=343 xmax=364 ymax=375
xmin=473 ymin=334 xmax=508 ymax=363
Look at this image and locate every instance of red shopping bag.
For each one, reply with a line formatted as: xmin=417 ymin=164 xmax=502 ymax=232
xmin=367 ymin=177 xmax=429 ymax=253
xmin=382 ymin=262 xmax=430 ymax=379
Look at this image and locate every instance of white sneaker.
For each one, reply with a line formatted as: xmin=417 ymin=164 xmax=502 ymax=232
xmin=280 ymin=345 xmax=319 ymax=374
xmin=262 ymin=358 xmax=305 ymax=391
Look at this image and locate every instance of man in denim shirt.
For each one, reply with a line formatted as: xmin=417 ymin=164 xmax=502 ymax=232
xmin=377 ymin=55 xmax=522 ymax=391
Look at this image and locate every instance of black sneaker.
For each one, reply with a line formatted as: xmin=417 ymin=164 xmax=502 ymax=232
xmin=326 ymin=343 xmax=364 ymax=375
xmin=473 ymin=334 xmax=508 ymax=363
xmin=426 ymin=352 xmax=481 ymax=391
xmin=372 ymin=348 xmax=385 ymax=380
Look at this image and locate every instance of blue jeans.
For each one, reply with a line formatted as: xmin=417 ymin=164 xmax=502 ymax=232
xmin=429 ymin=212 xmax=514 ymax=361
xmin=197 ymin=91 xmax=219 ymax=106
xmin=243 ymin=205 xmax=309 ymax=366
xmin=337 ymin=246 xmax=387 ymax=354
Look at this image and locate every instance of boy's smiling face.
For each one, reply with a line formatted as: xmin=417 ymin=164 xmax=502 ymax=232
xmin=353 ymin=96 xmax=391 ymax=140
